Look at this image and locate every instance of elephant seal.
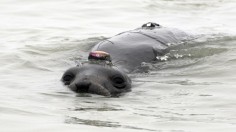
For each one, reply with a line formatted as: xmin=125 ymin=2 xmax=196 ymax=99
xmin=62 ymin=22 xmax=189 ymax=97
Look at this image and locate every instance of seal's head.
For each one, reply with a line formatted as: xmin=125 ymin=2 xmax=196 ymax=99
xmin=61 ymin=51 xmax=131 ymax=97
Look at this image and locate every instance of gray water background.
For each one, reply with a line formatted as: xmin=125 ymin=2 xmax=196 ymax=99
xmin=0 ymin=0 xmax=236 ymax=132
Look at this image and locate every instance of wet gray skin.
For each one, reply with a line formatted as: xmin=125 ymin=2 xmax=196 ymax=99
xmin=62 ymin=22 xmax=190 ymax=97
xmin=62 ymin=63 xmax=131 ymax=97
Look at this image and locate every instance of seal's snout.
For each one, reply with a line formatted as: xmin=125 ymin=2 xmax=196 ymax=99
xmin=62 ymin=65 xmax=131 ymax=97
xmin=74 ymin=79 xmax=111 ymax=96
xmin=75 ymin=80 xmax=91 ymax=93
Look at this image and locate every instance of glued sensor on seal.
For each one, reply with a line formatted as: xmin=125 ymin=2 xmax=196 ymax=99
xmin=142 ymin=22 xmax=161 ymax=29
xmin=88 ymin=51 xmax=113 ymax=66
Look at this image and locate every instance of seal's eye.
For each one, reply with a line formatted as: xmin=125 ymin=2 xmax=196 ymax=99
xmin=112 ymin=76 xmax=126 ymax=89
xmin=62 ymin=74 xmax=74 ymax=85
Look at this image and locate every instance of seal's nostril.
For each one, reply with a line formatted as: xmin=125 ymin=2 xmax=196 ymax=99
xmin=75 ymin=81 xmax=91 ymax=93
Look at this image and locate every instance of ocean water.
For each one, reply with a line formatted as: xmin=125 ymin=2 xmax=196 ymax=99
xmin=0 ymin=0 xmax=236 ymax=132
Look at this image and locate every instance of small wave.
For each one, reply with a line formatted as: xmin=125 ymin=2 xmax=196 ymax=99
xmin=5 ymin=36 xmax=108 ymax=71
xmin=22 ymin=36 xmax=106 ymax=54
xmin=133 ymin=34 xmax=235 ymax=74
xmin=65 ymin=116 xmax=156 ymax=131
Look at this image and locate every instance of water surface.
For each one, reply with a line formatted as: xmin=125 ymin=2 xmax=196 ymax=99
xmin=0 ymin=0 xmax=236 ymax=132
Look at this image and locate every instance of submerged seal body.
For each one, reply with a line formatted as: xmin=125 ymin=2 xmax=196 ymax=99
xmin=62 ymin=22 xmax=189 ymax=97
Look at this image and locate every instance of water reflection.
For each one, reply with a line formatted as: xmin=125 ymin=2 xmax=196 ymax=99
xmin=65 ymin=116 xmax=157 ymax=131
